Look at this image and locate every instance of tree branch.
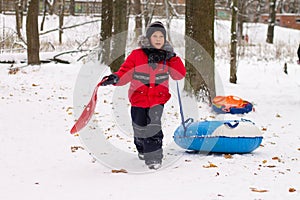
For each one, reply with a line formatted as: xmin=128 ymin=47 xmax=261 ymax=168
xmin=39 ymin=19 xmax=101 ymax=36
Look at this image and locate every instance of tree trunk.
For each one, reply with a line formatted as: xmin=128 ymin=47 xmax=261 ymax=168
xmin=185 ymin=0 xmax=215 ymax=102
xmin=143 ymin=0 xmax=150 ymax=27
xmin=230 ymin=0 xmax=238 ymax=84
xmin=110 ymin=0 xmax=128 ymax=72
xmin=15 ymin=0 xmax=23 ymax=39
xmin=266 ymin=0 xmax=276 ymax=44
xmin=100 ymin=0 xmax=113 ymax=64
xmin=58 ymin=0 xmax=65 ymax=44
xmin=69 ymin=0 xmax=75 ymax=16
xmin=41 ymin=0 xmax=47 ymax=31
xmin=26 ymin=0 xmax=40 ymax=65
xmin=86 ymin=1 xmax=90 ymax=16
xmin=133 ymin=0 xmax=142 ymax=39
xmin=237 ymin=0 xmax=244 ymax=46
xmin=46 ymin=0 xmax=56 ymax=15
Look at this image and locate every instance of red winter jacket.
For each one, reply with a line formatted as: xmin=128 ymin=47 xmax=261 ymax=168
xmin=114 ymin=48 xmax=186 ymax=108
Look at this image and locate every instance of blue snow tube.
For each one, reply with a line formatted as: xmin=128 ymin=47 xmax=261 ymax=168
xmin=173 ymin=119 xmax=263 ymax=154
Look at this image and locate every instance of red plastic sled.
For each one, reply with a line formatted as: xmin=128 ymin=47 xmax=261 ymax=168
xmin=70 ymin=78 xmax=107 ymax=134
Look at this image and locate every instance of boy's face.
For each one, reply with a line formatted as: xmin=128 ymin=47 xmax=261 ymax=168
xmin=150 ymin=31 xmax=165 ymax=49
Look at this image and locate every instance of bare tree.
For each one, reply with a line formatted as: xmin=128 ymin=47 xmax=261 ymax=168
xmin=143 ymin=0 xmax=151 ymax=27
xmin=185 ymin=0 xmax=216 ymax=101
xmin=58 ymin=0 xmax=65 ymax=44
xmin=266 ymin=0 xmax=276 ymax=44
xmin=26 ymin=0 xmax=40 ymax=65
xmin=237 ymin=0 xmax=246 ymax=45
xmin=100 ymin=0 xmax=113 ymax=63
xmin=110 ymin=0 xmax=128 ymax=72
xmin=163 ymin=0 xmax=180 ymax=42
xmin=230 ymin=0 xmax=238 ymax=84
xmin=237 ymin=0 xmax=263 ymax=45
xmin=69 ymin=0 xmax=75 ymax=16
xmin=15 ymin=0 xmax=24 ymax=39
xmin=132 ymin=0 xmax=142 ymax=39
xmin=46 ymin=0 xmax=57 ymax=15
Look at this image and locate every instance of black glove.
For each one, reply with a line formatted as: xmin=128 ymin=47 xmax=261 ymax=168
xmin=101 ymin=74 xmax=119 ymax=86
xmin=164 ymin=42 xmax=176 ymax=60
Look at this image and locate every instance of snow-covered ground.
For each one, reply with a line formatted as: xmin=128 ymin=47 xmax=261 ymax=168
xmin=0 ymin=16 xmax=300 ymax=199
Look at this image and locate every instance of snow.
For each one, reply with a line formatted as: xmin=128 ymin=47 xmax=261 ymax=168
xmin=1 ymin=16 xmax=300 ymax=199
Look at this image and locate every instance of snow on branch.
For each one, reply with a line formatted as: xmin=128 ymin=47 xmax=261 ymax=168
xmin=40 ymin=19 xmax=101 ymax=36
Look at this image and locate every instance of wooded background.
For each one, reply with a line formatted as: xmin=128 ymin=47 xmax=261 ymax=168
xmin=2 ymin=0 xmax=298 ymax=101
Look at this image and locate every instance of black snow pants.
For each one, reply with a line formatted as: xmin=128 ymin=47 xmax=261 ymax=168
xmin=131 ymin=105 xmax=164 ymax=164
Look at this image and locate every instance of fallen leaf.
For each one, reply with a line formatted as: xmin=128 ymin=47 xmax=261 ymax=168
xmin=276 ymin=113 xmax=281 ymax=118
xmin=224 ymin=154 xmax=233 ymax=159
xmin=66 ymin=107 xmax=73 ymax=112
xmin=262 ymin=160 xmax=267 ymax=164
xmin=32 ymin=83 xmax=39 ymax=87
xmin=250 ymin=187 xmax=268 ymax=193
xmin=272 ymin=157 xmax=281 ymax=162
xmin=289 ymin=188 xmax=296 ymax=192
xmin=203 ymin=163 xmax=218 ymax=168
xmin=185 ymin=159 xmax=192 ymax=162
xmin=262 ymin=127 xmax=267 ymax=131
xmin=8 ymin=67 xmax=19 ymax=75
xmin=265 ymin=165 xmax=276 ymax=168
xmin=106 ymin=135 xmax=112 ymax=140
xmin=112 ymin=169 xmax=128 ymax=173
xmin=297 ymin=148 xmax=300 ymax=151
xmin=71 ymin=146 xmax=84 ymax=153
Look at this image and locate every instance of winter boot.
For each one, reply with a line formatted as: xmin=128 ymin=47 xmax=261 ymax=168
xmin=147 ymin=160 xmax=162 ymax=170
xmin=138 ymin=153 xmax=145 ymax=160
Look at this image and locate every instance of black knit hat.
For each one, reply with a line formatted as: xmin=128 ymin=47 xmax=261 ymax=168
xmin=146 ymin=21 xmax=166 ymax=40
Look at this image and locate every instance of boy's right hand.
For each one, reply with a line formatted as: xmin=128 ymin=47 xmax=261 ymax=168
xmin=101 ymin=74 xmax=119 ymax=86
